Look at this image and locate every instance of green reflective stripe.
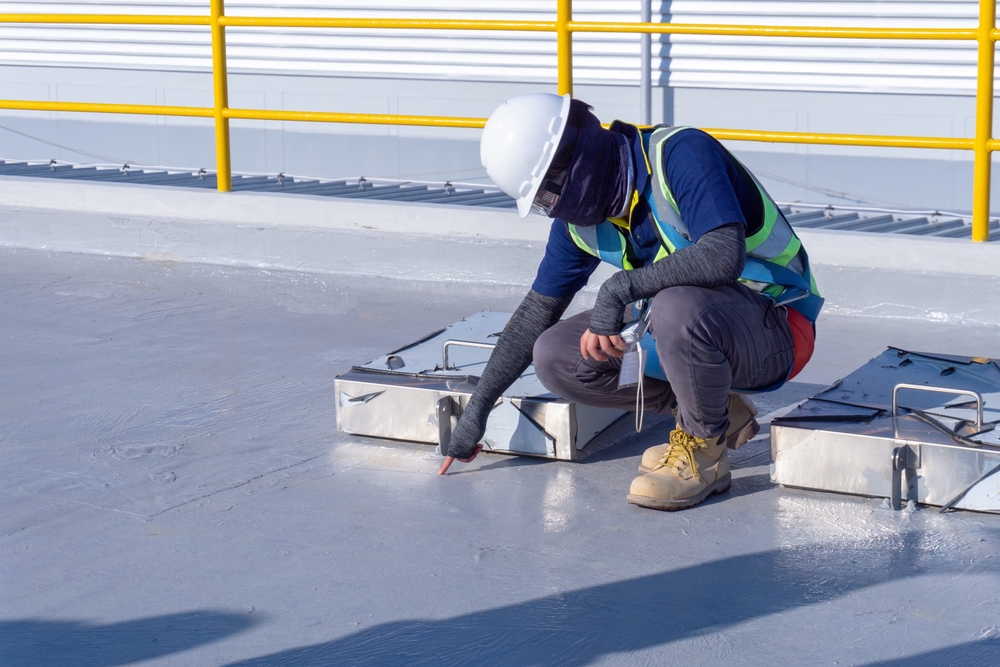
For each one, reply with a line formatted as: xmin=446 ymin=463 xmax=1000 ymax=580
xmin=571 ymin=122 xmax=820 ymax=321
xmin=643 ymin=122 xmax=821 ymax=319
xmin=568 ymin=224 xmax=600 ymax=259
xmin=770 ymin=235 xmax=802 ymax=269
xmin=649 ymin=136 xmax=684 ymax=215
xmin=568 ymin=221 xmax=633 ymax=270
xmin=746 ymin=185 xmax=778 ymax=253
xmin=649 ymin=126 xmax=690 ymax=247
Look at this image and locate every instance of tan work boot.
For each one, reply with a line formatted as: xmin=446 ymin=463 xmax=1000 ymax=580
xmin=638 ymin=393 xmax=758 ymax=473
xmin=627 ymin=428 xmax=731 ymax=511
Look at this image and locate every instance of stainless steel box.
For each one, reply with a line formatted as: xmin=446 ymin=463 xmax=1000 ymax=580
xmin=771 ymin=348 xmax=1000 ymax=513
xmin=334 ymin=312 xmax=628 ymax=460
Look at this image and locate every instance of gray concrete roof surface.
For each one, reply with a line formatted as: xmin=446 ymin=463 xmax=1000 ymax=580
xmin=1 ymin=184 xmax=1000 ymax=665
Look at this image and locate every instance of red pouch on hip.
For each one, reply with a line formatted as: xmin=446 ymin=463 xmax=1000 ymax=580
xmin=785 ymin=307 xmax=815 ymax=381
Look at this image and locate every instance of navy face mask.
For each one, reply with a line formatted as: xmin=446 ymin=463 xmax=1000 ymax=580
xmin=549 ymin=102 xmax=632 ymax=227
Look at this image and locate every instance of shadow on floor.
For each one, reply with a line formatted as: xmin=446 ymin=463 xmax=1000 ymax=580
xmin=0 ymin=610 xmax=258 ymax=667
xmin=226 ymin=532 xmax=990 ymax=667
xmin=577 ymin=380 xmax=827 ymax=467
xmin=861 ymin=638 xmax=1000 ymax=666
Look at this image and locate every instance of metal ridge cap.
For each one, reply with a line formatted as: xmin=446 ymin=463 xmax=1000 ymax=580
xmin=798 ymin=227 xmax=1000 ymax=277
xmin=780 ymin=201 xmax=975 ymax=224
xmin=0 ymin=173 xmax=548 ymax=243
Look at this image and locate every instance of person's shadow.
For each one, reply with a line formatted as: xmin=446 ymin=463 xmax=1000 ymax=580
xmin=0 ymin=610 xmax=257 ymax=667
xmin=226 ymin=531 xmax=1000 ymax=666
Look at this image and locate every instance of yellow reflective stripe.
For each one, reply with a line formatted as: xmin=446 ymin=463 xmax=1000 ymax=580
xmin=771 ymin=235 xmax=802 ymax=268
xmin=654 ymin=245 xmax=669 ymax=262
xmin=608 ymin=217 xmax=630 ymax=230
xmin=637 ymin=130 xmax=652 ymax=176
xmin=568 ymin=224 xmax=600 ymax=258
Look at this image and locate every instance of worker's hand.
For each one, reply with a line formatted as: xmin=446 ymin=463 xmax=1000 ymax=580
xmin=580 ymin=329 xmax=625 ymax=362
xmin=438 ymin=444 xmax=483 ymax=476
xmin=439 ymin=400 xmax=490 ymax=475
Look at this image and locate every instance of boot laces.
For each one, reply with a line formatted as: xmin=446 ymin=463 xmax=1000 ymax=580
xmin=652 ymin=428 xmax=706 ymax=481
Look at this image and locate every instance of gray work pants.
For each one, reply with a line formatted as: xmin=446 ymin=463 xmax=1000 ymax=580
xmin=533 ymin=283 xmax=795 ymax=440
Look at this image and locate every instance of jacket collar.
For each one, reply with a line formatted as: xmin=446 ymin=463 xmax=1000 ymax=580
xmin=608 ymin=121 xmax=652 ymax=232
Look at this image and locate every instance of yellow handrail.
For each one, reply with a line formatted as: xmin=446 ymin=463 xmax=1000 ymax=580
xmin=0 ymin=100 xmax=213 ymax=117
xmin=0 ymin=13 xmax=209 ymax=25
xmin=219 ymin=16 xmax=554 ymax=31
xmin=704 ymin=130 xmax=974 ymax=152
xmin=223 ymin=108 xmax=488 ymax=128
xmin=570 ymin=22 xmax=975 ymax=40
xmin=0 ymin=2 xmax=994 ymax=240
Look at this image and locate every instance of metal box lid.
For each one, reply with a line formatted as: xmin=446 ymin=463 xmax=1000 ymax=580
xmin=772 ymin=348 xmax=1000 ymax=513
xmin=335 ymin=312 xmax=627 ymax=460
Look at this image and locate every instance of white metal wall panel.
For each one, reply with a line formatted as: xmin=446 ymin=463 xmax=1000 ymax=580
xmin=0 ymin=1 xmax=985 ymax=95
xmin=0 ymin=1 xmax=644 ymax=83
xmin=668 ymin=1 xmax=981 ymax=95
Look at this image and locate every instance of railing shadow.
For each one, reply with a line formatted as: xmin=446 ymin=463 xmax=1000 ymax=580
xmin=226 ymin=532 xmax=981 ymax=666
xmin=0 ymin=610 xmax=258 ymax=667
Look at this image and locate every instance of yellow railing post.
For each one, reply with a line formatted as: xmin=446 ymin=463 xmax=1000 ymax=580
xmin=210 ymin=0 xmax=232 ymax=192
xmin=972 ymin=0 xmax=996 ymax=242
xmin=557 ymin=0 xmax=573 ymax=96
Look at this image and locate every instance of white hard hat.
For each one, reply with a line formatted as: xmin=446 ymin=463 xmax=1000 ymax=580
xmin=480 ymin=93 xmax=572 ymax=218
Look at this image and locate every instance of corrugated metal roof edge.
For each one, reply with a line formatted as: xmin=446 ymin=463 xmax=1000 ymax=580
xmin=0 ymin=158 xmax=994 ymax=241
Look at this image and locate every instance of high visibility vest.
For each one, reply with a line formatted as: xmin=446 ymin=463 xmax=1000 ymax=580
xmin=567 ymin=125 xmax=823 ymax=322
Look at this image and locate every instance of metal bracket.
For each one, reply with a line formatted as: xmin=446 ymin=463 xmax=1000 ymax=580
xmin=436 ymin=395 xmax=463 ymax=456
xmin=441 ymin=340 xmax=496 ymax=371
xmin=890 ymin=444 xmax=920 ymax=510
xmin=891 ymin=446 xmax=906 ymax=510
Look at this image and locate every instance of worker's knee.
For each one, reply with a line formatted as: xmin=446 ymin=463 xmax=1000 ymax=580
xmin=534 ymin=323 xmax=617 ymax=399
xmin=649 ymin=286 xmax=713 ymax=347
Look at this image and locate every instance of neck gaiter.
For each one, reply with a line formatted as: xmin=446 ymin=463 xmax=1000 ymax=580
xmin=550 ymin=109 xmax=632 ymax=227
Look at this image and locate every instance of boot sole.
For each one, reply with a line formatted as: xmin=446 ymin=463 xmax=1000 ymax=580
xmin=626 ymin=473 xmax=732 ymax=511
xmin=637 ymin=418 xmax=760 ymax=474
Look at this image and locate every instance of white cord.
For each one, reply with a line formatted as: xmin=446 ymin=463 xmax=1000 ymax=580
xmin=634 ymin=350 xmax=646 ymax=433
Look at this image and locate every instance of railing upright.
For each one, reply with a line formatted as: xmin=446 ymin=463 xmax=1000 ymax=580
xmin=210 ymin=0 xmax=232 ymax=192
xmin=557 ymin=0 xmax=573 ymax=96
xmin=640 ymin=0 xmax=651 ymax=125
xmin=972 ymin=0 xmax=996 ymax=242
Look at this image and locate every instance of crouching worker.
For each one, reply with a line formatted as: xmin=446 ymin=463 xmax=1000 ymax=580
xmin=443 ymin=93 xmax=822 ymax=511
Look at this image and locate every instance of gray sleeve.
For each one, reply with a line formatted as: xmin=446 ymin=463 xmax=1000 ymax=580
xmin=447 ymin=289 xmax=573 ymax=458
xmin=588 ymin=223 xmax=747 ymax=335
